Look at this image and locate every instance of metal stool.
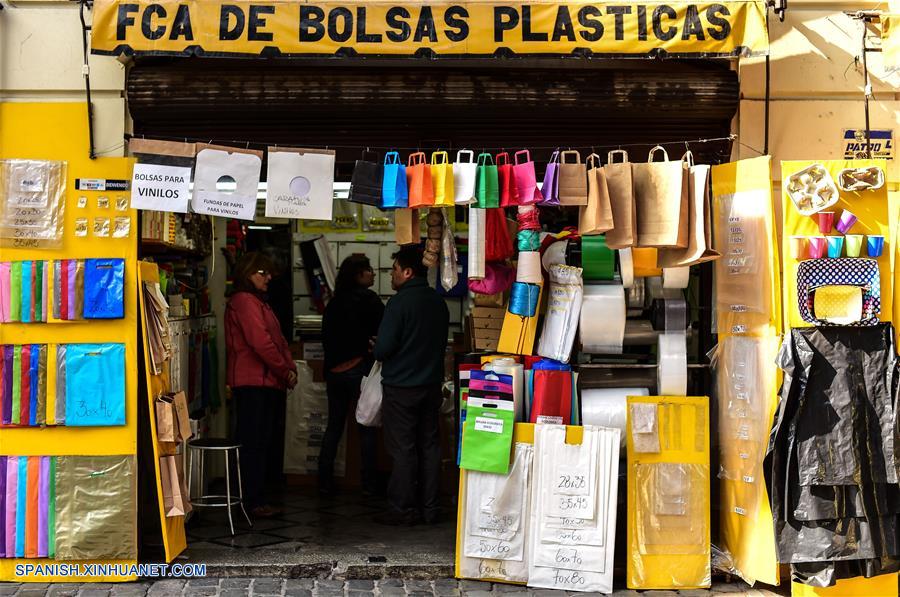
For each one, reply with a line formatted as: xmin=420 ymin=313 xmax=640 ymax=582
xmin=186 ymin=438 xmax=252 ymax=536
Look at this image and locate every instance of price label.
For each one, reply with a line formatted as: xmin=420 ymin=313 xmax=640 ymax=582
xmin=474 ymin=416 xmax=504 ymax=434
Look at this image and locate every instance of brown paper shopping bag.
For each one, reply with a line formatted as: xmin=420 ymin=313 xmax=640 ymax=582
xmin=579 ymin=153 xmax=615 ymax=234
xmin=155 ymin=396 xmax=176 ymax=443
xmin=632 ymin=146 xmax=689 ymax=249
xmin=558 ymin=150 xmax=588 ymax=206
xmin=160 ymin=455 xmax=188 ymax=517
xmin=657 ymin=152 xmax=721 ymax=268
xmin=171 ymin=391 xmax=192 ymax=443
xmin=602 ymin=150 xmax=636 ymax=248
xmin=174 ymin=454 xmax=192 ymax=514
xmin=395 ymin=208 xmax=420 ymax=245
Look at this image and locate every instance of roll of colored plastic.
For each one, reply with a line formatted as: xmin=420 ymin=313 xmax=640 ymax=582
xmin=582 ymin=235 xmax=615 ymax=281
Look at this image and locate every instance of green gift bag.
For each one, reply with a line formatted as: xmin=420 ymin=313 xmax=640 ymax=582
xmin=459 ymin=397 xmax=515 ymax=474
xmin=475 ymin=153 xmax=500 ymax=208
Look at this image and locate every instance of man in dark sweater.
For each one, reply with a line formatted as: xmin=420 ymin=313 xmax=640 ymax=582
xmin=373 ymin=246 xmax=450 ymax=525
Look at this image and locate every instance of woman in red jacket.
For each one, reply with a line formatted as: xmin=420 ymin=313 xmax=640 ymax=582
xmin=225 ymin=252 xmax=297 ymax=518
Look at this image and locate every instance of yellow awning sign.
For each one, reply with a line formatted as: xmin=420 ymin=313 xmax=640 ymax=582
xmin=91 ymin=0 xmax=768 ymax=58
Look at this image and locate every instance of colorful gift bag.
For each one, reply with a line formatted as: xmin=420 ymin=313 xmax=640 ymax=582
xmin=348 ymin=149 xmax=383 ymax=206
xmin=539 ymin=150 xmax=561 ymax=206
xmin=381 ymin=152 xmax=408 ymax=209
xmin=64 ymin=343 xmax=126 ymax=426
xmin=406 ymin=152 xmax=434 ymax=208
xmin=459 ymin=397 xmax=515 ymax=474
xmin=430 ymin=151 xmax=455 ymax=207
xmin=1 ymin=346 xmax=11 ymax=425
xmin=453 ymin=150 xmax=477 ymax=205
xmin=83 ymin=258 xmax=125 ymax=319
xmin=497 ymin=152 xmax=518 ymax=207
xmin=475 ymin=153 xmax=499 ymax=208
xmin=513 ymin=150 xmax=543 ymax=205
xmin=529 ymin=369 xmax=574 ymax=425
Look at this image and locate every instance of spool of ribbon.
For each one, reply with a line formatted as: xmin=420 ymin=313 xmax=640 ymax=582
xmin=581 ymin=387 xmax=650 ymax=445
xmin=516 ymin=251 xmax=543 ymax=284
xmin=657 ymin=332 xmax=688 ymax=395
xmin=516 ymin=205 xmax=541 ymax=230
xmin=579 ymin=284 xmax=626 ymax=354
xmin=618 ymin=248 xmax=635 ymax=288
xmin=662 ymin=266 xmax=690 ymax=289
xmin=517 ymin=230 xmax=541 ymax=252
xmin=650 ymin=298 xmax=688 ymax=332
xmin=582 ymin=235 xmax=615 ymax=281
xmin=509 ymin=281 xmax=540 ymax=317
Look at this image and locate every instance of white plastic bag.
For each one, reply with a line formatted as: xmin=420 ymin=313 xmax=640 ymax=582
xmin=440 ymin=208 xmax=459 ymax=292
xmin=356 ymin=361 xmax=383 ymax=427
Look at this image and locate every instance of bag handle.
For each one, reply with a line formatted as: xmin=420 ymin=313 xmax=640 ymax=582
xmin=477 ymin=152 xmax=495 ymax=166
xmin=682 ymin=150 xmax=695 ymax=168
xmin=561 ymin=150 xmax=581 ymax=164
xmin=647 ymin=145 xmax=669 ymax=163
xmin=496 ymin=152 xmax=510 ymax=166
xmin=384 ymin=151 xmax=400 ymax=165
xmin=456 ymin=149 xmax=475 ymax=164
xmin=431 ymin=151 xmax=449 ymax=165
xmin=607 ymin=149 xmax=629 ymax=164
xmin=408 ymin=151 xmax=425 ymax=166
xmin=514 ymin=150 xmax=531 ymax=165
xmin=548 ymin=150 xmax=560 ymax=164
xmin=586 ymin=153 xmax=601 ymax=169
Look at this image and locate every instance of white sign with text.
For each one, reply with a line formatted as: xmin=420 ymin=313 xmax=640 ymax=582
xmin=130 ymin=163 xmax=191 ymax=213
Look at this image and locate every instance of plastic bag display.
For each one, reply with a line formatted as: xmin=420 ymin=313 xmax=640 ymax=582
xmin=536 ymin=265 xmax=583 ymax=363
xmin=0 ymin=261 xmax=50 ymax=323
xmin=348 ymin=150 xmax=383 ymax=206
xmin=539 ymin=150 xmax=560 ymax=206
xmin=0 ymin=455 xmax=55 ymax=558
xmin=356 ymin=361 xmax=383 ymax=427
xmin=558 ymin=150 xmax=588 ymax=206
xmin=632 ymin=146 xmax=689 ymax=248
xmin=53 ymin=259 xmax=84 ymax=321
xmin=64 ymin=343 xmax=126 ymax=426
xmin=1 ymin=344 xmax=49 ymax=427
xmin=431 ymin=151 xmax=455 ymax=207
xmin=529 ymin=369 xmax=574 ymax=425
xmin=381 ymin=152 xmax=408 ymax=209
xmin=54 ymin=455 xmax=136 ymax=560
xmin=475 ymin=153 xmax=499 ymax=208
xmin=453 ymin=150 xmax=477 ymax=205
xmin=459 ymin=397 xmax=515 ymax=474
xmin=0 ymin=159 xmax=67 ymax=248
xmin=83 ymin=258 xmax=125 ymax=319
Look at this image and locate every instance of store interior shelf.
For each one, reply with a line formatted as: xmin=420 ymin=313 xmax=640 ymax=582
xmin=141 ymin=239 xmax=210 ymax=258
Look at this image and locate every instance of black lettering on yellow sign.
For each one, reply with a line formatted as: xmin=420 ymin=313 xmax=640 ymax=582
xmin=113 ymin=3 xmax=734 ymax=46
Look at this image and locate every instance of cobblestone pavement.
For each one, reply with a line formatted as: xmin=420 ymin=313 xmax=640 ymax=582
xmin=0 ymin=578 xmax=787 ymax=597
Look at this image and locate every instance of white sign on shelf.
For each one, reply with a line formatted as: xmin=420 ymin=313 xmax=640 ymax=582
xmin=130 ymin=163 xmax=191 ymax=213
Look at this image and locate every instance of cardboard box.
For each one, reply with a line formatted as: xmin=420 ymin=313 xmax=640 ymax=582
xmin=472 ymin=317 xmax=504 ymax=330
xmin=472 ymin=306 xmax=506 ymax=319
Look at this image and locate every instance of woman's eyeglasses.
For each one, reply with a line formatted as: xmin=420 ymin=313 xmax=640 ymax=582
xmin=255 ymin=270 xmax=271 ymax=277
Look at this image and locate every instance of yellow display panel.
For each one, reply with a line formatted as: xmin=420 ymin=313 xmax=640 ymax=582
xmin=91 ymin=0 xmax=769 ymax=59
xmin=137 ymin=261 xmax=188 ymax=562
xmin=497 ymin=287 xmax=543 ymax=355
xmin=0 ymin=102 xmax=137 ymax=582
xmin=792 ymin=574 xmax=899 ymax=597
xmin=626 ymin=395 xmax=710 ymax=590
xmin=781 ymin=159 xmax=892 ymax=328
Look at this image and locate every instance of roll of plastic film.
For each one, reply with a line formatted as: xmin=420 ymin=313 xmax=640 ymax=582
xmin=516 ymin=251 xmax=543 ymax=284
xmin=582 ymin=235 xmax=615 ymax=281
xmin=468 ymin=207 xmax=486 ymax=279
xmin=509 ymin=281 xmax=540 ymax=317
xmin=579 ymin=284 xmax=626 ymax=354
xmin=618 ymin=248 xmax=635 ymax=288
xmin=657 ymin=332 xmax=688 ymax=395
xmin=483 ymin=357 xmax=525 ymax=422
xmin=651 ymin=298 xmax=688 ymax=332
xmin=581 ymin=387 xmax=650 ymax=445
xmin=662 ymin=266 xmax=690 ymax=289
xmin=626 ymin=279 xmax=646 ymax=310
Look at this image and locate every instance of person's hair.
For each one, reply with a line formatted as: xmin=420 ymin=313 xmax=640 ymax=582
xmin=392 ymin=246 xmax=428 ymax=279
xmin=231 ymin=251 xmax=275 ymax=294
xmin=335 ymin=254 xmax=372 ymax=294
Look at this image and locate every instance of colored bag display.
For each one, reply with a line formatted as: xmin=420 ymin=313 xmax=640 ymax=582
xmin=0 ymin=456 xmax=55 ymax=559
xmin=0 ymin=344 xmax=49 ymax=428
xmin=381 ymin=152 xmax=408 ymax=209
xmin=406 ymin=152 xmax=434 ymax=208
xmin=54 ymin=455 xmax=136 ymax=560
xmin=348 ymin=149 xmax=383 ymax=206
xmin=430 ymin=151 xmax=455 ymax=207
xmin=513 ymin=150 xmax=543 ymax=205
xmin=453 ymin=150 xmax=478 ymax=205
xmin=83 ymin=258 xmax=125 ymax=319
xmin=633 ymin=146 xmax=689 ymax=248
xmin=459 ymin=397 xmax=515 ymax=474
xmin=603 ymin=150 xmax=636 ymax=249
xmin=538 ymin=150 xmax=560 ymax=206
xmin=796 ymin=258 xmax=880 ymax=326
xmin=64 ymin=343 xmax=126 ymax=426
xmin=53 ymin=259 xmax=84 ymax=321
xmin=475 ymin=153 xmax=499 ymax=208
xmin=559 ymin=150 xmax=589 ymax=206
xmin=497 ymin=152 xmax=518 ymax=207
xmin=0 ymin=261 xmax=49 ymax=323
xmin=529 ymin=369 xmax=574 ymax=425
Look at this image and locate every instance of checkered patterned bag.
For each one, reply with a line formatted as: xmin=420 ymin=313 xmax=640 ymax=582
xmin=796 ymin=258 xmax=880 ymax=326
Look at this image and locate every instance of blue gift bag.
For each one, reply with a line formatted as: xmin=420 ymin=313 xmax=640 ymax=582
xmin=381 ymin=152 xmax=408 ymax=209
xmin=65 ymin=343 xmax=125 ymax=426
xmin=83 ymin=258 xmax=124 ymax=319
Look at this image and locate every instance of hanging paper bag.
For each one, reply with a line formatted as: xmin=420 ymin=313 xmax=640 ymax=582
xmin=603 ymin=150 xmax=636 ymax=249
xmin=406 ymin=152 xmax=434 ymax=208
xmin=475 ymin=153 xmax=499 ymax=208
xmin=381 ymin=152 xmax=408 ymax=209
xmin=559 ymin=150 xmax=588 ymax=205
xmin=191 ymin=144 xmax=263 ymax=221
xmin=83 ymin=258 xmax=125 ymax=319
xmin=497 ymin=152 xmax=518 ymax=207
xmin=154 ymin=396 xmax=176 ymax=443
xmin=453 ymin=150 xmax=478 ymax=205
xmin=348 ymin=149 xmax=383 ymax=206
xmin=459 ymin=397 xmax=515 ymax=474
xmin=395 ymin=208 xmax=420 ymax=246
xmin=430 ymin=151 xmax=455 ymax=207
xmin=538 ymin=150 xmax=561 ymax=206
xmin=266 ymin=147 xmax=336 ymax=221
xmin=159 ymin=455 xmax=187 ymax=517
xmin=580 ymin=153 xmax=615 ymax=234
xmin=171 ymin=390 xmax=192 ymax=442
xmin=174 ymin=455 xmax=192 ymax=514
xmin=513 ymin=150 xmax=543 ymax=205
xmin=633 ymin=146 xmax=689 ymax=248
xmin=657 ymin=151 xmax=721 ymax=267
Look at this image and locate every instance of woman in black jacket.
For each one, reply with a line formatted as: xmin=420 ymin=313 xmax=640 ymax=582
xmin=319 ymin=254 xmax=385 ymax=496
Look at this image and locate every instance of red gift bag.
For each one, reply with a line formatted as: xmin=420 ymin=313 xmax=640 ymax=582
xmin=529 ymin=370 xmax=573 ymax=425
xmin=497 ymin=152 xmax=518 ymax=207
